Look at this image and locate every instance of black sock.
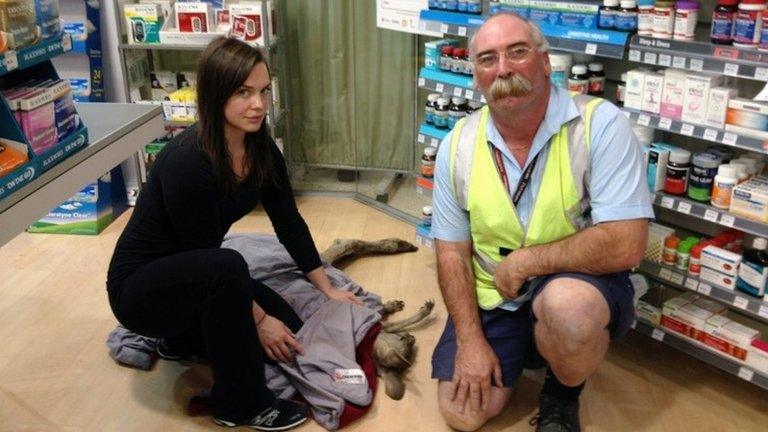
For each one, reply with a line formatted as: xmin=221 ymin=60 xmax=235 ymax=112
xmin=541 ymin=367 xmax=584 ymax=401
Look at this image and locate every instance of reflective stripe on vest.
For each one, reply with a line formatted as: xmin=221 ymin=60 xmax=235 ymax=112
xmin=449 ymin=93 xmax=605 ymax=309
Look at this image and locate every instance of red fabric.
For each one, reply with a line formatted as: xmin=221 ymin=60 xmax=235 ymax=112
xmin=336 ymin=323 xmax=381 ymax=429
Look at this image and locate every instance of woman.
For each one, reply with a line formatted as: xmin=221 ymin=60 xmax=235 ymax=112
xmin=106 ymin=37 xmax=361 ymax=430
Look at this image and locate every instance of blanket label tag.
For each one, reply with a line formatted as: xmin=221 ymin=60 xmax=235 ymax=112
xmin=333 ymin=368 xmax=367 ymax=385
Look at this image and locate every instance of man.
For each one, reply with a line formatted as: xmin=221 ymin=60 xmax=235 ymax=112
xmin=430 ymin=12 xmax=654 ymax=432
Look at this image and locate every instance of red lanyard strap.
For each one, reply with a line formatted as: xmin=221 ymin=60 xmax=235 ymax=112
xmin=489 ymin=141 xmax=540 ymax=208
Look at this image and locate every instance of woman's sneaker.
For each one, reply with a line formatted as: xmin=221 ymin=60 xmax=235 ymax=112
xmin=213 ymin=399 xmax=309 ymax=431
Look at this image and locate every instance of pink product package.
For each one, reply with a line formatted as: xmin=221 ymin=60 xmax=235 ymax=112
xmin=18 ymin=89 xmax=57 ymax=155
xmin=2 ymin=88 xmax=36 ymax=125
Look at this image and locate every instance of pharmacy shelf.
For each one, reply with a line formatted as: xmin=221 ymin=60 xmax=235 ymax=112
xmin=415 ymin=222 xmax=434 ymax=249
xmin=0 ymin=103 xmax=163 ymax=247
xmin=119 ymin=37 xmax=281 ymax=52
xmin=164 ymin=119 xmax=195 ymax=127
xmin=652 ymin=192 xmax=768 ymax=239
xmin=628 ymin=36 xmax=768 ymax=82
xmin=0 ymin=34 xmax=73 ymax=76
xmin=622 ymin=108 xmax=768 ymax=155
xmin=638 ymin=260 xmax=768 ymax=324
xmin=418 ymin=123 xmax=449 ymax=148
xmin=632 ymin=319 xmax=768 ymax=391
xmin=416 ymin=10 xmax=628 ymax=59
xmin=416 ymin=175 xmax=434 ymax=198
xmin=418 ymin=68 xmax=484 ymax=103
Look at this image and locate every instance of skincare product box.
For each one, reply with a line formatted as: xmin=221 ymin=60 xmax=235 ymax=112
xmin=682 ymin=73 xmax=723 ymax=126
xmin=660 ymin=69 xmax=687 ymax=121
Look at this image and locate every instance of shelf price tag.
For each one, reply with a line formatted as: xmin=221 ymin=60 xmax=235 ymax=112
xmin=723 ymin=63 xmax=740 ymax=77
xmin=698 ymin=283 xmax=712 ymax=296
xmin=734 ymin=296 xmax=749 ymax=310
xmin=677 ymin=201 xmax=692 ymax=214
xmin=652 ymin=328 xmax=665 ymax=341
xmin=661 ymin=196 xmax=675 ymax=209
xmin=453 ymin=87 xmax=463 ymax=97
xmin=418 ymin=77 xmax=425 ymax=87
xmin=690 ymin=58 xmax=704 ymax=71
xmin=638 ymin=114 xmax=651 ymax=126
xmin=458 ymin=26 xmax=467 ymax=36
xmin=723 ymin=132 xmax=738 ymax=146
xmin=644 ymin=52 xmax=657 ymax=65
xmin=465 ymin=89 xmax=474 ymax=100
xmin=659 ymin=268 xmax=673 ymax=281
xmin=417 ymin=134 xmax=425 ymax=143
xmin=629 ymin=50 xmax=641 ymax=62
xmin=759 ymin=305 xmax=768 ymax=320
xmin=673 ymin=56 xmax=687 ymax=69
xmin=738 ymin=367 xmax=755 ymax=382
xmin=704 ymin=209 xmax=719 ymax=222
xmin=585 ymin=43 xmax=598 ymax=55
xmin=681 ymin=124 xmax=695 ymax=136
xmin=756 ymin=67 xmax=768 ymax=81
xmin=720 ymin=214 xmax=735 ymax=227
xmin=431 ymin=138 xmax=439 ymax=147
xmin=435 ymin=83 xmax=444 ymax=92
xmin=659 ymin=117 xmax=673 ymax=130
xmin=440 ymin=23 xmax=448 ymax=34
xmin=670 ymin=272 xmax=685 ymax=285
xmin=658 ymin=54 xmax=672 ymax=67
xmin=3 ymin=52 xmax=18 ymax=71
xmin=685 ymin=278 xmax=699 ymax=290
xmin=704 ymin=129 xmax=719 ymax=142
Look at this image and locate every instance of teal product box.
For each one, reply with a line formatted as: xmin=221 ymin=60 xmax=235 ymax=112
xmin=124 ymin=4 xmax=163 ymax=44
xmin=28 ymin=166 xmax=127 ymax=235
xmin=490 ymin=0 xmax=531 ymax=18
xmin=424 ymin=39 xmax=459 ymax=71
xmin=529 ymin=9 xmax=560 ymax=25
xmin=559 ymin=12 xmax=598 ymax=29
xmin=35 ymin=0 xmax=61 ymax=39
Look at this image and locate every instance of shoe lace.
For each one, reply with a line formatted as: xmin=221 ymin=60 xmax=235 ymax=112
xmin=254 ymin=408 xmax=281 ymax=426
xmin=529 ymin=401 xmax=570 ymax=432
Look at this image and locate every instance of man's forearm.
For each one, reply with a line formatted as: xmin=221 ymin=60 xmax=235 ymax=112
xmin=436 ymin=241 xmax=484 ymax=344
xmin=518 ymin=219 xmax=648 ymax=277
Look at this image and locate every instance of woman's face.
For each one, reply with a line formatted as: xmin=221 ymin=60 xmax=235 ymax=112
xmin=224 ymin=62 xmax=271 ymax=136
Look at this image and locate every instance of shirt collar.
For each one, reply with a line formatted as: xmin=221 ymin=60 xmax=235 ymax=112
xmin=486 ymin=85 xmax=580 ymax=167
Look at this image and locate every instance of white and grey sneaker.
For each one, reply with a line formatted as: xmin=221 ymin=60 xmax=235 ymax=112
xmin=213 ymin=399 xmax=309 ymax=431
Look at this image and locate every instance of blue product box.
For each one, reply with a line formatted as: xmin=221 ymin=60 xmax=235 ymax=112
xmin=28 ymin=166 xmax=127 ymax=235
xmin=559 ymin=12 xmax=597 ymax=29
xmin=529 ymin=9 xmax=560 ymax=25
xmin=424 ymin=39 xmax=459 ymax=71
xmin=35 ymin=0 xmax=61 ymax=39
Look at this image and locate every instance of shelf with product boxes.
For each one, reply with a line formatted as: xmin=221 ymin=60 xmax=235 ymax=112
xmin=638 ymin=260 xmax=768 ymax=323
xmin=417 ymin=123 xmax=448 ymax=149
xmin=0 ymin=33 xmax=73 ymax=76
xmin=631 ymin=318 xmax=768 ymax=390
xmin=1 ymin=55 xmax=88 ymax=205
xmin=628 ymin=36 xmax=768 ymax=83
xmin=418 ymin=67 xmax=484 ymax=103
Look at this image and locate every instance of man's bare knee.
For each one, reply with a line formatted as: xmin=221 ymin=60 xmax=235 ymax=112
xmin=437 ymin=381 xmax=511 ymax=431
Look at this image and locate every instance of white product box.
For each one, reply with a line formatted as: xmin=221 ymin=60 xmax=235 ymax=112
xmin=661 ymin=294 xmax=698 ymax=337
xmin=636 ymin=300 xmax=662 ymax=326
xmin=141 ymin=0 xmax=174 ymax=22
xmin=660 ymin=69 xmax=687 ymax=120
xmin=699 ymin=265 xmax=737 ymax=290
xmin=729 ymin=98 xmax=768 ymax=115
xmin=646 ymin=222 xmax=675 ymax=263
xmin=625 ymin=69 xmax=648 ymax=111
xmin=704 ymin=315 xmax=760 ymax=360
xmin=747 ymin=339 xmax=768 ymax=374
xmin=705 ymin=87 xmax=738 ymax=129
xmin=641 ymin=72 xmax=664 ymax=114
xmin=682 ymin=73 xmax=724 ymax=126
xmin=671 ymin=299 xmax=727 ymax=341
xmin=725 ymin=124 xmax=768 ymax=141
xmin=731 ymin=181 xmax=768 ymax=222
xmin=647 ymin=145 xmax=670 ymax=192
xmin=701 ymin=245 xmax=742 ymax=277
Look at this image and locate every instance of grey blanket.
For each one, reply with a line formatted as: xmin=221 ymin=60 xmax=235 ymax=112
xmin=106 ymin=233 xmax=383 ymax=430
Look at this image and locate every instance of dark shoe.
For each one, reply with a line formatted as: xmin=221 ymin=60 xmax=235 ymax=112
xmin=213 ymin=399 xmax=309 ymax=431
xmin=155 ymin=338 xmax=187 ymax=361
xmin=529 ymin=394 xmax=580 ymax=432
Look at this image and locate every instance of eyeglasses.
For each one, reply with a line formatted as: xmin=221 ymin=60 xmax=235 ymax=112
xmin=474 ymin=45 xmax=534 ymax=69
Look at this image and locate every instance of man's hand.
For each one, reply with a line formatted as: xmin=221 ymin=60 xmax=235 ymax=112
xmin=494 ymin=249 xmax=533 ymax=299
xmin=256 ymin=315 xmax=306 ymax=362
xmin=451 ymin=339 xmax=504 ymax=414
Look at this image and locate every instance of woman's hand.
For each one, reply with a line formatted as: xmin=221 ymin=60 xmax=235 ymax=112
xmin=324 ymin=288 xmax=364 ymax=306
xmin=256 ymin=315 xmax=305 ymax=362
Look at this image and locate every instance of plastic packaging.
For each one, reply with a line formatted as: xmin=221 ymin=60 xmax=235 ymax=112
xmin=549 ymin=52 xmax=573 ymax=88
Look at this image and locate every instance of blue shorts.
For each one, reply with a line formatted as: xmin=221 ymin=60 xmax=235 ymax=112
xmin=431 ymin=271 xmax=635 ymax=388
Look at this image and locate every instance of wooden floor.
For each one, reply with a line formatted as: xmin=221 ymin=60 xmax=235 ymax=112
xmin=1 ymin=196 xmax=767 ymax=431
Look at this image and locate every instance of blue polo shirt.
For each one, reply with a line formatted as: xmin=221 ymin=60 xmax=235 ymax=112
xmin=431 ymin=85 xmax=654 ymax=310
